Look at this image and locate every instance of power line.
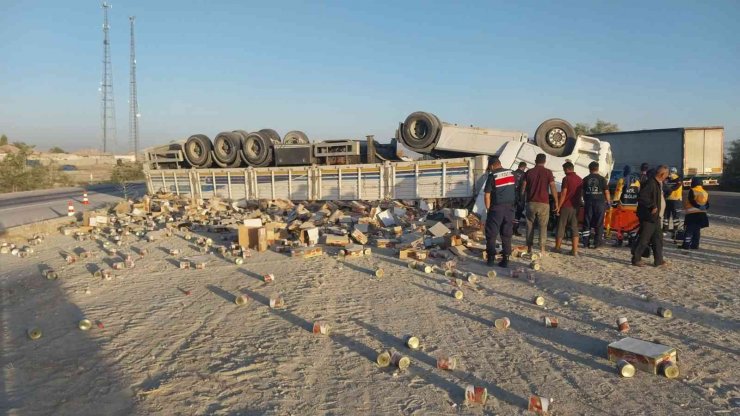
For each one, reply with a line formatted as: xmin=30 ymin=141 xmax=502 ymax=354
xmin=129 ymin=15 xmax=140 ymax=160
xmin=100 ymin=2 xmax=117 ymax=153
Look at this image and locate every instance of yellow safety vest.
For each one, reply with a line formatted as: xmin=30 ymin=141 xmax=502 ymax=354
xmin=683 ymin=186 xmax=708 ymax=214
xmin=667 ymin=174 xmax=683 ymax=201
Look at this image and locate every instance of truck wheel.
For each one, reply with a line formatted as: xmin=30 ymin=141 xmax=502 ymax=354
xmin=401 ymin=111 xmax=440 ymax=150
xmin=259 ymin=129 xmax=281 ymax=144
xmin=534 ymin=119 xmax=576 ymax=157
xmin=283 ymin=130 xmax=309 ymax=144
xmin=184 ymin=134 xmax=213 ymax=167
xmin=213 ymin=132 xmax=241 ymax=166
xmin=241 ymin=131 xmax=271 ymax=166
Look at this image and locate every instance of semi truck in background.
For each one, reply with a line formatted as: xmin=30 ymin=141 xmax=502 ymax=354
xmin=143 ymin=112 xmax=614 ymax=214
xmin=591 ymin=127 xmax=724 ymax=186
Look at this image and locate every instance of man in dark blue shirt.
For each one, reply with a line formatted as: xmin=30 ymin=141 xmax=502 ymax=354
xmin=484 ymin=156 xmax=516 ymax=268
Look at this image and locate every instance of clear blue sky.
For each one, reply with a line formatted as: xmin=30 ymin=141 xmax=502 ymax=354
xmin=1 ymin=0 xmax=738 ymax=152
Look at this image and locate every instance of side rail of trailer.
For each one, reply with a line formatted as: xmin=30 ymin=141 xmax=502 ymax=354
xmin=144 ymin=156 xmax=488 ymax=202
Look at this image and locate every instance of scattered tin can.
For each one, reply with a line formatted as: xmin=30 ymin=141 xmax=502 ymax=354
xmin=195 ymin=261 xmax=207 ymax=269
xmin=374 ymin=268 xmax=384 ymax=278
xmin=312 ymin=321 xmax=331 ymax=335
xmin=263 ymin=273 xmax=275 ymax=283
xmin=269 ymin=295 xmax=285 ymax=309
xmin=465 ymin=385 xmax=488 ymax=405
xmin=487 ymin=270 xmax=497 ymax=278
xmin=660 ymin=360 xmax=680 ymax=379
xmin=528 ymin=395 xmax=553 ymax=414
xmin=444 ymin=270 xmax=454 ymax=277
xmin=11 ymin=248 xmax=20 ymax=256
xmin=657 ymin=307 xmax=672 ymax=318
xmin=376 ymin=350 xmax=391 ymax=367
xmin=43 ymin=269 xmax=58 ymax=280
xmin=65 ymin=254 xmax=77 ymax=264
xmin=234 ymin=294 xmax=249 ymax=306
xmin=405 ymin=335 xmax=420 ymax=350
xmin=530 ymin=261 xmax=541 ymax=271
xmin=494 ymin=317 xmax=511 ymax=330
xmin=139 ymin=248 xmax=148 ymax=257
xmin=391 ymin=351 xmax=410 ymax=370
xmin=78 ymin=319 xmax=93 ymax=331
xmin=184 ymin=234 xmax=192 ymax=240
xmin=102 ymin=270 xmax=112 ymax=280
xmin=124 ymin=259 xmax=135 ymax=269
xmin=451 ymin=278 xmax=464 ymax=287
xmin=112 ymin=262 xmax=125 ymax=270
xmin=364 ymin=248 xmax=372 ymax=256
xmin=533 ymin=296 xmax=545 ymax=306
xmin=466 ymin=273 xmax=479 ymax=284
xmin=234 ymin=257 xmax=244 ymax=265
xmin=543 ymin=316 xmax=559 ymax=328
xmin=18 ymin=250 xmax=29 ymax=258
xmin=436 ymin=355 xmax=458 ymax=371
xmin=93 ymin=270 xmax=102 ymax=278
xmin=179 ymin=261 xmax=191 ymax=270
xmin=169 ymin=248 xmax=180 ymax=255
xmin=27 ymin=327 xmax=43 ymax=340
xmin=617 ymin=317 xmax=630 ymax=333
xmin=617 ymin=359 xmax=635 ymax=378
xmin=452 ymin=289 xmax=464 ymax=300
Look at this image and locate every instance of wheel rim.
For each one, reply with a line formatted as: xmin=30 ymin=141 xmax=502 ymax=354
xmin=245 ymin=137 xmax=262 ymax=159
xmin=218 ymin=139 xmax=231 ymax=155
xmin=546 ymin=128 xmax=567 ymax=148
xmin=409 ymin=120 xmax=429 ymax=141
xmin=188 ymin=141 xmax=204 ymax=158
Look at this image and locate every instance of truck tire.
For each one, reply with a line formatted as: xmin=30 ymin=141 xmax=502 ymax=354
xmin=259 ymin=129 xmax=281 ymax=144
xmin=184 ymin=134 xmax=213 ymax=167
xmin=283 ymin=130 xmax=309 ymax=145
xmin=401 ymin=111 xmax=440 ymax=150
xmin=213 ymin=132 xmax=241 ymax=167
xmin=241 ymin=131 xmax=272 ymax=166
xmin=534 ymin=119 xmax=576 ymax=157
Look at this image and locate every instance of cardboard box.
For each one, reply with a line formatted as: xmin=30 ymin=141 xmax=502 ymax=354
xmin=351 ymin=229 xmax=368 ymax=245
xmin=607 ymin=337 xmax=677 ymax=375
xmin=290 ymin=246 xmax=323 ymax=259
xmin=238 ymin=226 xmax=267 ymax=252
xmin=324 ymin=234 xmax=350 ymax=246
xmin=299 ymin=228 xmax=320 ymax=246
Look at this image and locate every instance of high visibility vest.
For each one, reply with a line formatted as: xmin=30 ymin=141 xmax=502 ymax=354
xmin=666 ymin=174 xmax=683 ymax=201
xmin=615 ymin=174 xmax=640 ymax=207
xmin=684 ymin=186 xmax=708 ymax=214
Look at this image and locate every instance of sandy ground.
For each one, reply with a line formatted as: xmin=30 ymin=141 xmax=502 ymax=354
xmin=1 ymin=221 xmax=739 ymax=415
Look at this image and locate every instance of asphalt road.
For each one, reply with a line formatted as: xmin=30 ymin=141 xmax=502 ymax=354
xmin=704 ymin=191 xmax=740 ymax=219
xmin=0 ymin=183 xmax=146 ymax=230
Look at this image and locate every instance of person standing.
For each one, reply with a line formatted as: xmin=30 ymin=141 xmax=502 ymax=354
xmin=554 ymin=162 xmax=583 ymax=256
xmin=522 ymin=153 xmax=559 ymax=255
xmin=680 ymin=177 xmax=709 ymax=249
xmin=512 ymin=162 xmax=527 ymax=236
xmin=484 ymin=156 xmax=516 ymax=267
xmin=662 ymin=167 xmax=683 ymax=233
xmin=639 ymin=162 xmax=650 ymax=185
xmin=632 ymin=165 xmax=669 ymax=267
xmin=582 ymin=161 xmax=610 ymax=249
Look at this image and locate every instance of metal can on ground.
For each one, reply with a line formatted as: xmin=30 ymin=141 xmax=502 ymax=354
xmin=27 ymin=327 xmax=42 ymax=340
xmin=391 ymin=351 xmax=410 ymax=370
xmin=364 ymin=248 xmax=372 ymax=256
xmin=234 ymin=257 xmax=243 ymax=265
xmin=452 ymin=289 xmax=464 ymax=300
xmin=102 ymin=269 xmax=112 ymax=280
xmin=465 ymin=385 xmax=488 ymax=405
xmin=112 ymin=262 xmax=125 ymax=270
xmin=533 ymin=296 xmax=545 ymax=306
xmin=616 ymin=317 xmax=630 ymax=333
xmin=660 ymin=361 xmax=680 ymax=379
xmin=263 ymin=274 xmax=275 ymax=283
xmin=269 ymin=295 xmax=285 ymax=309
xmin=169 ymin=248 xmax=180 ymax=255
xmin=436 ymin=355 xmax=458 ymax=371
xmin=657 ymin=307 xmax=673 ymax=318
xmin=376 ymin=350 xmax=391 ymax=367
xmin=44 ymin=270 xmax=58 ymax=280
xmin=530 ymin=261 xmax=541 ymax=271
xmin=544 ymin=316 xmax=559 ymax=328
xmin=617 ymin=359 xmax=635 ymax=378
xmin=466 ymin=273 xmax=478 ymax=284
xmin=445 ymin=270 xmax=454 ymax=277
xmin=374 ymin=268 xmax=384 ymax=278
xmin=234 ymin=295 xmax=249 ymax=306
xmin=528 ymin=395 xmax=552 ymax=414
xmin=405 ymin=335 xmax=420 ymax=350
xmin=494 ymin=317 xmax=511 ymax=330
xmin=78 ymin=319 xmax=93 ymax=331
xmin=487 ymin=270 xmax=497 ymax=278
xmin=312 ymin=321 xmax=331 ymax=335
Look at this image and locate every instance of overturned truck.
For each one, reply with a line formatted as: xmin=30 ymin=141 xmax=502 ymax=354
xmin=144 ymin=112 xmax=613 ymax=212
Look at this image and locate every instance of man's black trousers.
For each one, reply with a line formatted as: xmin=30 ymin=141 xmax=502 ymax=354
xmin=583 ymin=201 xmax=606 ymax=247
xmin=631 ymin=221 xmax=664 ymax=265
xmin=486 ymin=204 xmax=514 ymax=260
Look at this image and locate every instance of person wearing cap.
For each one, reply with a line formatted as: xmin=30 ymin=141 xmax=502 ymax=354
xmin=610 ymin=165 xmax=641 ymax=247
xmin=632 ymin=165 xmax=669 ymax=267
xmin=680 ymin=177 xmax=709 ymax=249
xmin=512 ymin=161 xmax=528 ymax=236
xmin=522 ymin=153 xmax=559 ymax=255
xmin=484 ymin=156 xmax=516 ymax=268
xmin=581 ymin=161 xmax=610 ymax=248
xmin=639 ymin=162 xmax=650 ymax=185
xmin=662 ymin=167 xmax=683 ymax=233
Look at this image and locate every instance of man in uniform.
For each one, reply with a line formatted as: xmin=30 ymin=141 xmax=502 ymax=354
xmin=484 ymin=156 xmax=516 ymax=268
xmin=512 ymin=161 xmax=527 ymax=236
xmin=582 ymin=161 xmax=610 ymax=248
xmin=662 ymin=166 xmax=683 ymax=234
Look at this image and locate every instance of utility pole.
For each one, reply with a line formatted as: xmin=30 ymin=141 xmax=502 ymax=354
xmin=100 ymin=2 xmax=117 ymax=153
xmin=129 ymin=16 xmax=140 ymax=160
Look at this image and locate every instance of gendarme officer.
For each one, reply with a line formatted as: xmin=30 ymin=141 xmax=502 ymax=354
xmin=484 ymin=156 xmax=516 ymax=268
